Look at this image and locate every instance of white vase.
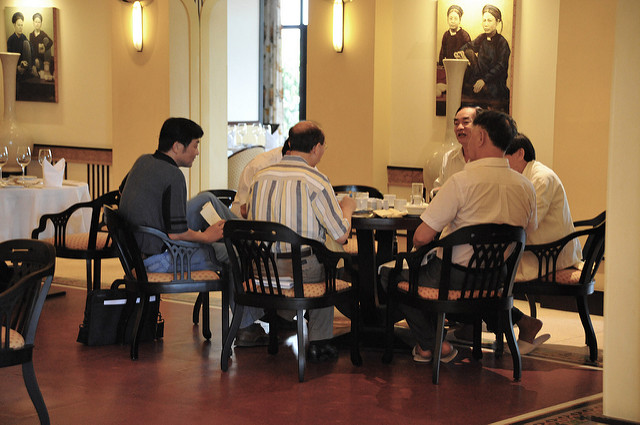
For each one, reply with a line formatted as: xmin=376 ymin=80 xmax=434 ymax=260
xmin=423 ymin=59 xmax=468 ymax=192
xmin=0 ymin=52 xmax=31 ymax=173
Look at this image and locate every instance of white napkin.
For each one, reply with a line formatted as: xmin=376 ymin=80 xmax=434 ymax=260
xmin=373 ymin=209 xmax=407 ymax=218
xmin=43 ymin=158 xmax=65 ymax=187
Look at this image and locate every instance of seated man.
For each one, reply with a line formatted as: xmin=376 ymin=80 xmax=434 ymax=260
xmin=119 ymin=117 xmax=267 ymax=347
xmin=505 ymin=133 xmax=582 ymax=281
xmin=247 ymin=121 xmax=356 ymax=362
xmin=387 ymin=110 xmax=542 ymax=363
xmin=429 ymin=106 xmax=480 ymax=198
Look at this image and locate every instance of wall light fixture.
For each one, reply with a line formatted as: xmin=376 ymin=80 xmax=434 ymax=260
xmin=132 ymin=1 xmax=143 ymax=52
xmin=333 ymin=0 xmax=344 ymax=53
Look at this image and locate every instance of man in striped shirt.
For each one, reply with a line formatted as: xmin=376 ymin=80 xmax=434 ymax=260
xmin=247 ymin=121 xmax=356 ymax=362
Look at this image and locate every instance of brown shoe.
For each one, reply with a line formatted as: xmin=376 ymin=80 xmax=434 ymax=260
xmin=234 ymin=323 xmax=270 ymax=347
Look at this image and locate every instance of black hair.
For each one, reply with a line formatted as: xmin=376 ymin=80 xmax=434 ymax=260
xmin=473 ymin=110 xmax=518 ymax=152
xmin=287 ymin=122 xmax=324 ymax=153
xmin=505 ymin=133 xmax=536 ymax=161
xmin=12 ymin=12 xmax=24 ymax=24
xmin=33 ymin=13 xmax=43 ymax=22
xmin=158 ymin=118 xmax=204 ymax=152
xmin=456 ymin=105 xmax=482 ymax=115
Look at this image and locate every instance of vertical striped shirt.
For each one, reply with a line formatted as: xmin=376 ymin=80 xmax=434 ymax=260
xmin=247 ymin=155 xmax=349 ymax=252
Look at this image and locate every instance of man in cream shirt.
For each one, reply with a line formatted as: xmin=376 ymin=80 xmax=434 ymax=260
xmin=505 ymin=133 xmax=582 ymax=281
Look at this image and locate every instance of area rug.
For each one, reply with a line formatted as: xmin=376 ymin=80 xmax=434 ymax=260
xmin=509 ymin=397 xmax=603 ymax=425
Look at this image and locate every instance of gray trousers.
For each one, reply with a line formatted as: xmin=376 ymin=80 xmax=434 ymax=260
xmin=276 ymin=255 xmax=334 ymax=342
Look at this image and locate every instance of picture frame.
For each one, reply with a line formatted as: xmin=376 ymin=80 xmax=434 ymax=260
xmin=435 ymin=0 xmax=515 ymax=115
xmin=4 ymin=7 xmax=58 ymax=103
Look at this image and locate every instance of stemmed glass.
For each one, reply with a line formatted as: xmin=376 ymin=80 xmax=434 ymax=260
xmin=16 ymin=146 xmax=31 ymax=182
xmin=0 ymin=146 xmax=8 ymax=182
xmin=38 ymin=148 xmax=52 ymax=166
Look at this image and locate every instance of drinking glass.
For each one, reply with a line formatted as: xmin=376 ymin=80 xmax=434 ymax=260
xmin=411 ymin=182 xmax=424 ymax=205
xmin=38 ymin=148 xmax=52 ymax=166
xmin=16 ymin=146 xmax=31 ymax=180
xmin=0 ymin=146 xmax=8 ymax=180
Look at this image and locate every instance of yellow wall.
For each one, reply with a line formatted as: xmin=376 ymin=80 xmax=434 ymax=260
xmin=111 ymin=0 xmax=171 ymax=184
xmin=307 ymin=0 xmax=376 ymax=186
xmin=553 ymin=0 xmax=613 ymax=220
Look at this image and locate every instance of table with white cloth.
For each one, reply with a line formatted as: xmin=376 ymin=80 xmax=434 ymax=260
xmin=0 ymin=180 xmax=92 ymax=242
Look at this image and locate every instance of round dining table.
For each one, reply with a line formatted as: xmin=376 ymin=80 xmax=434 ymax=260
xmin=0 ymin=180 xmax=92 ymax=242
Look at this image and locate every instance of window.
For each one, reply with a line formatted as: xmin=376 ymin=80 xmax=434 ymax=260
xmin=281 ymin=0 xmax=307 ymax=133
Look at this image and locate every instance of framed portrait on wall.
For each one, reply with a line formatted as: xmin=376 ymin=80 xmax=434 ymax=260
xmin=435 ymin=0 xmax=515 ymax=115
xmin=4 ymin=7 xmax=58 ymax=103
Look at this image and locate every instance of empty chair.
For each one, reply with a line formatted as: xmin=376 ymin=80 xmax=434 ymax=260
xmin=104 ymin=206 xmax=229 ymax=360
xmin=1 ymin=239 xmax=56 ymax=425
xmin=222 ymin=220 xmax=362 ymax=382
xmin=383 ymin=224 xmax=526 ymax=384
xmin=513 ymin=211 xmax=605 ymax=363
xmin=31 ymin=190 xmax=120 ymax=292
xmin=332 ymin=184 xmax=384 ymax=200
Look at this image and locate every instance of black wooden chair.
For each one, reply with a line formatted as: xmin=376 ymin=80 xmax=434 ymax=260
xmin=332 ymin=184 xmax=384 ymax=200
xmin=221 ymin=220 xmax=362 ymax=382
xmin=103 ymin=206 xmax=229 ymax=360
xmin=333 ymin=185 xmax=384 ymax=256
xmin=191 ymin=189 xmax=237 ymax=326
xmin=1 ymin=239 xmax=56 ymax=425
xmin=513 ymin=211 xmax=605 ymax=363
xmin=383 ymin=224 xmax=526 ymax=384
xmin=205 ymin=189 xmax=236 ymax=208
xmin=31 ymin=190 xmax=120 ymax=292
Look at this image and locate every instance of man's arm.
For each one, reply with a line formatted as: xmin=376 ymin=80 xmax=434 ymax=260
xmin=413 ymin=222 xmax=438 ymax=248
xmin=334 ymin=197 xmax=356 ymax=244
xmin=168 ymin=220 xmax=225 ymax=244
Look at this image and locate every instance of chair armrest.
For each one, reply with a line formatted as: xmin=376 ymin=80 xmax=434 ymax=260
xmin=134 ymin=225 xmax=220 ymax=279
xmin=31 ymin=199 xmax=95 ymax=239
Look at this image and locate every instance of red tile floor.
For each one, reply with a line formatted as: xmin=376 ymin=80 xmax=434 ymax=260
xmin=1 ymin=281 xmax=603 ymax=425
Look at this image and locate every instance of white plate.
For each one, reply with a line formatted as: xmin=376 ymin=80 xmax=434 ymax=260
xmin=406 ymin=204 xmax=428 ymax=216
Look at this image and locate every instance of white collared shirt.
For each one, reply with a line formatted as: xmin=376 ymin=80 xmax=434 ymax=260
xmin=517 ymin=160 xmax=582 ymax=281
xmin=421 ymin=157 xmax=537 ymax=264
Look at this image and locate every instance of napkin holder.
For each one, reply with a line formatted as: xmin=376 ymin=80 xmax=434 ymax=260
xmin=43 ymin=158 xmax=65 ymax=187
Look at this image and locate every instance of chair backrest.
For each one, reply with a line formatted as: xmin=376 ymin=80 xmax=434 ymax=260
xmin=223 ymin=220 xmax=348 ymax=299
xmin=333 ymin=185 xmax=384 ymax=199
xmin=228 ymin=146 xmax=265 ymax=190
xmin=403 ymin=224 xmax=526 ymax=300
xmin=529 ymin=211 xmax=606 ymax=284
xmin=103 ymin=206 xmax=148 ymax=283
xmin=31 ymin=189 xmax=121 ymax=250
xmin=0 ymin=240 xmax=55 ymax=351
xmin=207 ymin=189 xmax=237 ymax=208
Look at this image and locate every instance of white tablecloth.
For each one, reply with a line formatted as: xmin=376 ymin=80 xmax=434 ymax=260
xmin=0 ymin=180 xmax=92 ymax=242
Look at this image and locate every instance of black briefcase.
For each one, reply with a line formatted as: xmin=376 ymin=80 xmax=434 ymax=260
xmin=77 ymin=282 xmax=164 ymax=346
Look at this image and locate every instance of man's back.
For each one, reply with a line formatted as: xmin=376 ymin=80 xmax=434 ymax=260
xmin=248 ymin=155 xmax=349 ymax=247
xmin=119 ymin=153 xmax=188 ymax=255
xmin=422 ymin=157 xmax=536 ymax=264
xmin=518 ymin=160 xmax=581 ymax=280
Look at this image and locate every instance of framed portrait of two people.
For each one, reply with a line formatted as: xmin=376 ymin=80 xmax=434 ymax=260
xmin=435 ymin=0 xmax=515 ymax=115
xmin=4 ymin=7 xmax=58 ymax=103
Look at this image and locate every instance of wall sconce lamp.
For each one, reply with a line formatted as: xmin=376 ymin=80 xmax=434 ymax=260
xmin=121 ymin=0 xmax=151 ymax=52
xmin=333 ymin=0 xmax=344 ymax=53
xmin=132 ymin=1 xmax=143 ymax=51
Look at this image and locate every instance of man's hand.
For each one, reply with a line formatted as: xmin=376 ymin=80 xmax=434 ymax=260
xmin=203 ymin=220 xmax=225 ymax=243
xmin=339 ymin=196 xmax=356 ymax=216
xmin=473 ymin=79 xmax=486 ymax=93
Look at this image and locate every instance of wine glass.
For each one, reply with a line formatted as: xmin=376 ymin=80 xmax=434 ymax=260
xmin=38 ymin=148 xmax=52 ymax=166
xmin=16 ymin=146 xmax=31 ymax=181
xmin=0 ymin=146 xmax=8 ymax=181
